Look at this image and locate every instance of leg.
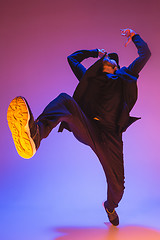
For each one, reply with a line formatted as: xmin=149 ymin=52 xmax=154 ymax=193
xmin=94 ymin=130 xmax=124 ymax=226
xmin=95 ymin=130 xmax=125 ymax=210
xmin=36 ymin=93 xmax=98 ymax=149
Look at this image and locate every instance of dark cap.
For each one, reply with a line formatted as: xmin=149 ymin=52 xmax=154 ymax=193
xmin=108 ymin=52 xmax=120 ymax=69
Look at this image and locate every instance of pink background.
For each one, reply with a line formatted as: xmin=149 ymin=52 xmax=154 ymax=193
xmin=1 ymin=0 xmax=160 ymax=239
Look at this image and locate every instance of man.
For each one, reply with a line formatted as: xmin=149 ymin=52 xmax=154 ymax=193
xmin=7 ymin=29 xmax=151 ymax=226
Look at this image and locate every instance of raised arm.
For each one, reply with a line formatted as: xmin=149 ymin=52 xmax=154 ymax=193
xmin=121 ymin=28 xmax=151 ymax=77
xmin=67 ymin=49 xmax=98 ymax=81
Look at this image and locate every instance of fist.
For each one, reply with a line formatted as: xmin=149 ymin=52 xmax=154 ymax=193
xmin=98 ymin=49 xmax=107 ymax=58
xmin=120 ymin=28 xmax=136 ymax=37
xmin=120 ymin=28 xmax=136 ymax=47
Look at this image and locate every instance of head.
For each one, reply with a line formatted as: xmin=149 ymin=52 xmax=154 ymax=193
xmin=102 ymin=52 xmax=120 ymax=74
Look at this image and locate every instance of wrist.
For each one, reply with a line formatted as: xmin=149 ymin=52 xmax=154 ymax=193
xmin=132 ymin=33 xmax=139 ymax=41
xmin=130 ymin=30 xmax=136 ymax=38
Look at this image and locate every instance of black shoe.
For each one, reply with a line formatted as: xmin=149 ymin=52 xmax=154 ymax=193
xmin=7 ymin=96 xmax=40 ymax=159
xmin=103 ymin=202 xmax=119 ymax=226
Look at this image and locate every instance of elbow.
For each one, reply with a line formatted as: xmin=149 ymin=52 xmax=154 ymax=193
xmin=143 ymin=45 xmax=151 ymax=61
xmin=67 ymin=55 xmax=72 ymax=64
xmin=145 ymin=43 xmax=151 ymax=59
xmin=146 ymin=48 xmax=151 ymax=61
xmin=148 ymin=49 xmax=151 ymax=59
xmin=67 ymin=55 xmax=71 ymax=61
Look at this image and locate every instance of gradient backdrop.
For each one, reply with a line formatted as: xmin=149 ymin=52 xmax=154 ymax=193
xmin=1 ymin=0 xmax=160 ymax=239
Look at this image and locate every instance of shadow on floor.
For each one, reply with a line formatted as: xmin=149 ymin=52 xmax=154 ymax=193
xmin=53 ymin=224 xmax=160 ymax=240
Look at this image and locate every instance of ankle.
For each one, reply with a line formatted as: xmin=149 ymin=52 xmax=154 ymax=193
xmin=104 ymin=201 xmax=114 ymax=213
xmin=106 ymin=208 xmax=115 ymax=214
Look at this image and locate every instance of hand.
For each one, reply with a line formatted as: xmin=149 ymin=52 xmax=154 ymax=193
xmin=98 ymin=49 xmax=107 ymax=58
xmin=120 ymin=28 xmax=136 ymax=47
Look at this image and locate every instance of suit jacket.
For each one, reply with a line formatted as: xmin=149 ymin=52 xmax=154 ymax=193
xmin=58 ymin=34 xmax=151 ymax=133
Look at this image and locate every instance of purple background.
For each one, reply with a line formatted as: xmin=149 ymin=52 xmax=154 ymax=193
xmin=1 ymin=0 xmax=160 ymax=239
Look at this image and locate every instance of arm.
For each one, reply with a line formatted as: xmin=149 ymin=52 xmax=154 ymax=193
xmin=67 ymin=49 xmax=98 ymax=81
xmin=127 ymin=34 xmax=151 ymax=76
xmin=121 ymin=28 xmax=151 ymax=77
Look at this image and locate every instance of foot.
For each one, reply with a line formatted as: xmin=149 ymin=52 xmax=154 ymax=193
xmin=7 ymin=96 xmax=40 ymax=159
xmin=103 ymin=202 xmax=119 ymax=226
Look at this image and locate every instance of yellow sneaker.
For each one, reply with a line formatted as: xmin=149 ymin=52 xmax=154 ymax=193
xmin=7 ymin=96 xmax=40 ymax=159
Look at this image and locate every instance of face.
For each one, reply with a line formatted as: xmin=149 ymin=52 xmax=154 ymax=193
xmin=103 ymin=57 xmax=118 ymax=68
xmin=102 ymin=56 xmax=118 ymax=74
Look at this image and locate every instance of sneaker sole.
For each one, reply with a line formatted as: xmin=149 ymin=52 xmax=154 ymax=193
xmin=7 ymin=96 xmax=36 ymax=159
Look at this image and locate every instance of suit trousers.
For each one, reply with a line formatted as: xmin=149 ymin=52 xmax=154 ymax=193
xmin=36 ymin=93 xmax=125 ymax=210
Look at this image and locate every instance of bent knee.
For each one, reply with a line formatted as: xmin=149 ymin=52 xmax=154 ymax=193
xmin=58 ymin=93 xmax=71 ymax=99
xmin=59 ymin=93 xmax=77 ymax=107
xmin=57 ymin=93 xmax=74 ymax=104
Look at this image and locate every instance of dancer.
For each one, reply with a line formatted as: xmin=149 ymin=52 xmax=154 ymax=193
xmin=7 ymin=29 xmax=151 ymax=226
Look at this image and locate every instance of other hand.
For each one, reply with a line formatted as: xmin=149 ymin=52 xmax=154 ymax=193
xmin=120 ymin=28 xmax=136 ymax=47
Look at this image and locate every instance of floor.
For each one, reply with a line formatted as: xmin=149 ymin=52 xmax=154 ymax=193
xmin=1 ymin=204 xmax=160 ymax=240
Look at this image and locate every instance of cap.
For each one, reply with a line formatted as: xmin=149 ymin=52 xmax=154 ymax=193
xmin=108 ymin=52 xmax=120 ymax=69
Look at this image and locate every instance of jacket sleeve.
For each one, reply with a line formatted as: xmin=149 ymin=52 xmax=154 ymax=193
xmin=67 ymin=49 xmax=99 ymax=81
xmin=127 ymin=34 xmax=151 ymax=77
